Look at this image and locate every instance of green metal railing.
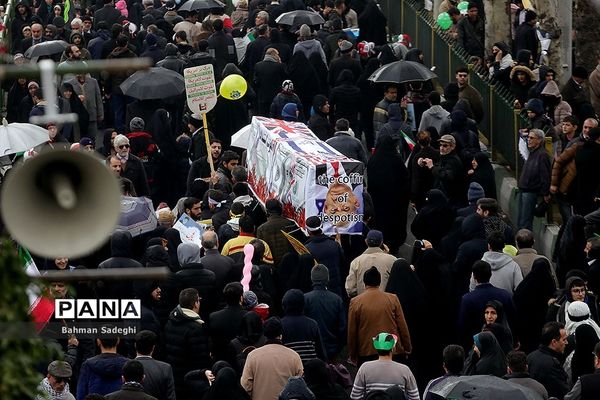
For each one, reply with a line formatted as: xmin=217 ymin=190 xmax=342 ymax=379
xmin=381 ymin=0 xmax=525 ymax=173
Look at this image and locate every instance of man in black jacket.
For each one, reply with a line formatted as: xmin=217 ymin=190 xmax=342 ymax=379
xmin=165 ymin=288 xmax=211 ymax=400
xmin=527 ymin=321 xmax=569 ymax=399
xmin=423 ymin=134 xmax=465 ymax=207
xmin=456 ymin=2 xmax=484 ymax=59
xmin=209 ymin=282 xmax=246 ymax=363
xmin=514 ymin=10 xmax=539 ymax=64
xmin=254 ymin=48 xmax=287 ymax=116
xmin=113 ymin=134 xmax=150 ymax=197
xmin=517 ymin=128 xmax=551 ymax=230
xmin=94 ymin=0 xmax=125 ymax=29
xmin=135 ymin=330 xmax=176 ymax=400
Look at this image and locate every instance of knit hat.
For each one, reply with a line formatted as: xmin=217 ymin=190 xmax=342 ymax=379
xmin=130 ymin=117 xmax=145 ymax=132
xmin=568 ymin=301 xmax=591 ymax=322
xmin=263 ymin=316 xmax=283 ymax=339
xmin=311 ymin=264 xmax=329 ymax=284
xmin=28 ymin=81 xmax=40 ymax=89
xmin=339 ymin=40 xmax=353 ymax=54
xmin=306 ymin=215 xmax=322 ymax=232
xmin=145 ymin=33 xmax=157 ymax=46
xmin=525 ymin=98 xmax=544 ymax=115
xmin=79 ymin=137 xmax=94 ymax=147
xmin=468 ymin=182 xmax=485 ymax=203
xmin=113 ymin=134 xmax=130 ymax=148
xmin=242 ymin=290 xmax=258 ymax=308
xmin=363 ymin=266 xmax=381 ymax=287
xmin=366 ymin=230 xmax=383 ymax=246
xmin=298 ymin=24 xmax=311 ymax=38
xmin=282 ymin=79 xmax=294 ymax=93
xmin=282 ymin=103 xmax=298 ymax=120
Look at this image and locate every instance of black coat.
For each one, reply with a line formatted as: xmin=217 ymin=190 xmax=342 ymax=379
xmin=328 ymin=55 xmax=362 ymax=87
xmin=122 ymin=153 xmax=150 ymax=197
xmin=207 ymin=31 xmax=238 ymax=80
xmin=175 ymin=263 xmax=217 ymax=321
xmin=411 ymin=189 xmax=455 ymax=249
xmin=409 ymin=145 xmax=440 ymax=210
xmin=305 ymin=235 xmax=344 ymax=297
xmin=514 ymin=23 xmax=539 ymax=63
xmin=94 ymin=4 xmax=125 ymax=29
xmin=329 ymin=70 xmax=361 ymax=129
xmin=209 ymin=305 xmax=247 ymax=362
xmin=527 ymin=346 xmax=570 ymax=399
xmin=253 ymin=58 xmax=288 ymax=115
xmin=288 ymin=52 xmax=320 ymax=118
xmin=451 ymin=214 xmax=488 ymax=295
xmin=357 ymin=1 xmax=387 ymax=45
xmin=368 ymin=135 xmax=411 ymax=253
xmin=164 ymin=305 xmax=211 ymax=398
xmin=432 ymin=151 xmax=465 ymax=207
xmin=574 ymin=141 xmax=600 ymax=215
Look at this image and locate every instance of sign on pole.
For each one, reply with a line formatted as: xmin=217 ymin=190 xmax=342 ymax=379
xmin=184 ymin=65 xmax=217 ymax=115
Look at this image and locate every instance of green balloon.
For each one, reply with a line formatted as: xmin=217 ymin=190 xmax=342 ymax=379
xmin=437 ymin=12 xmax=452 ymax=30
xmin=457 ymin=1 xmax=469 ymax=12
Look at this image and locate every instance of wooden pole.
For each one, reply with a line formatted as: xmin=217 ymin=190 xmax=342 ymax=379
xmin=202 ymin=113 xmax=215 ymax=174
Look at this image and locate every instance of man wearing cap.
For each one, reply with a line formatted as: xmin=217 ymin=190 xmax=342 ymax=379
xmin=304 ymin=264 xmax=347 ymax=361
xmin=113 ymin=134 xmax=150 ymax=197
xmin=256 ymin=199 xmax=295 ymax=266
xmin=345 ymin=230 xmax=396 ymax=298
xmin=422 ymin=134 xmax=465 ymax=207
xmin=350 ymin=332 xmax=419 ymax=400
xmin=348 ymin=267 xmax=412 ymax=367
xmin=328 ymin=39 xmax=362 ymax=87
xmin=37 ymin=361 xmax=75 ymax=400
xmin=241 ymin=316 xmax=304 ymax=400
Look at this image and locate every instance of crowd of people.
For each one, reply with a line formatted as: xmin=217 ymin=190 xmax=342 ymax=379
xmin=3 ymin=0 xmax=600 ymax=399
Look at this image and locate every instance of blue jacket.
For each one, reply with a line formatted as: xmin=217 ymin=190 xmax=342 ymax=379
xmin=77 ymin=353 xmax=129 ymax=400
xmin=304 ymin=285 xmax=347 ymax=360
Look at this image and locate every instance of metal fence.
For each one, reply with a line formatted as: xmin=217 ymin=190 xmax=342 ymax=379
xmin=380 ymin=0 xmax=525 ymax=173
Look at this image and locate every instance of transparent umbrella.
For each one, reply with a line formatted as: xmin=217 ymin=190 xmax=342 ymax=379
xmin=0 ymin=119 xmax=49 ymax=156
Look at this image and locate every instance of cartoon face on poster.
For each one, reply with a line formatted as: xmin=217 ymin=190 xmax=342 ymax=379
xmin=313 ymin=161 xmax=364 ymax=234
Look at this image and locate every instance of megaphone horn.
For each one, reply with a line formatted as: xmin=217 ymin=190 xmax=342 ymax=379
xmin=1 ymin=150 xmax=122 ymax=259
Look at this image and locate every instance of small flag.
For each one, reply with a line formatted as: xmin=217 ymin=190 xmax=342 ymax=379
xmin=400 ymin=130 xmax=415 ymax=151
xmin=20 ymin=246 xmax=55 ymax=331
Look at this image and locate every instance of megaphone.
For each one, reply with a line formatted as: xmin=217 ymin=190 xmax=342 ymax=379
xmin=1 ymin=150 xmax=121 ymax=259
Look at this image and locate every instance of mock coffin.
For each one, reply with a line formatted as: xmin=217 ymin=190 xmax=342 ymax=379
xmin=246 ymin=117 xmax=364 ymax=235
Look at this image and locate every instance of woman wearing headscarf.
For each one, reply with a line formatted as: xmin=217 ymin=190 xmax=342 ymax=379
xmin=133 ymin=280 xmax=164 ymax=357
xmin=467 ymin=152 xmax=497 ymax=199
xmin=466 ymin=331 xmax=507 ymax=377
xmin=357 ymin=57 xmax=382 ymax=150
xmin=148 ymin=109 xmax=179 ymax=207
xmin=304 ymin=358 xmax=350 ymax=400
xmin=6 ymin=77 xmax=29 ymax=123
xmin=229 ymin=311 xmax=267 ymax=373
xmin=409 ymin=130 xmax=440 ymax=210
xmin=60 ymin=82 xmax=90 ymax=141
xmin=211 ymin=63 xmax=255 ymax=148
xmin=556 ymin=215 xmax=588 ymax=286
xmin=411 ymin=189 xmax=455 ymax=249
xmin=185 ymin=360 xmax=233 ymax=400
xmin=308 ymin=53 xmax=329 ymax=97
xmin=368 ymin=135 xmax=411 ymax=254
xmin=203 ymin=367 xmax=250 ymax=400
xmin=288 ymin=52 xmax=321 ymax=119
xmin=386 ymin=258 xmax=437 ymax=390
xmin=357 ymin=0 xmax=387 ymax=45
xmin=513 ymin=258 xmax=556 ymax=353
xmin=481 ymin=300 xmax=513 ymax=355
xmin=563 ymin=324 xmax=600 ymax=386
xmin=163 ymin=228 xmax=183 ymax=270
xmin=308 ymin=95 xmax=333 ymax=141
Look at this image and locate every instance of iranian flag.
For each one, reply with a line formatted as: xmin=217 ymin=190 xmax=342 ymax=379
xmin=400 ymin=131 xmax=416 ymax=151
xmin=20 ymin=247 xmax=55 ymax=330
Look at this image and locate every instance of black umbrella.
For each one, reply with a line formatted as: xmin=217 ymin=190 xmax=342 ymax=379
xmin=275 ymin=10 xmax=325 ymax=27
xmin=24 ymin=40 xmax=69 ymax=59
xmin=178 ymin=0 xmax=225 ymax=12
xmin=120 ymin=67 xmax=185 ymax=100
xmin=368 ymin=60 xmax=437 ymax=84
xmin=430 ymin=375 xmax=544 ymax=400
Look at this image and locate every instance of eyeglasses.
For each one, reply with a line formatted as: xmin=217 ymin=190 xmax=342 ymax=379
xmin=571 ymin=288 xmax=586 ymax=294
xmin=118 ymin=144 xmax=130 ymax=149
